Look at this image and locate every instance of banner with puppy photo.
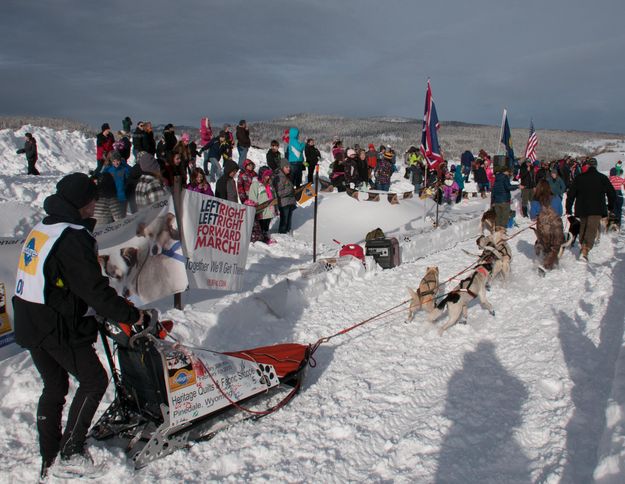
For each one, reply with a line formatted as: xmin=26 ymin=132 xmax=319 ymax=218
xmin=181 ymin=190 xmax=255 ymax=291
xmin=94 ymin=195 xmax=189 ymax=307
xmin=0 ymin=237 xmax=27 ymax=361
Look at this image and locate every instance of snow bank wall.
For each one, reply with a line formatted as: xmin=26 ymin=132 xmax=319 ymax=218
xmin=400 ymin=215 xmax=481 ymax=262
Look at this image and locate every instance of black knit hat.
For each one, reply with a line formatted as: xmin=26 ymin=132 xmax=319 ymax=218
xmin=56 ymin=173 xmax=97 ymax=209
xmin=101 ymin=123 xmax=110 ymax=131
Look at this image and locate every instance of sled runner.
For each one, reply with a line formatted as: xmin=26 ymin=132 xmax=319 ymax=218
xmin=91 ymin=312 xmax=310 ymax=469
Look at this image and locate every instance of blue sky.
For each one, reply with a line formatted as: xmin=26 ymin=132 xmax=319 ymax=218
xmin=2 ymin=0 xmax=624 ymax=133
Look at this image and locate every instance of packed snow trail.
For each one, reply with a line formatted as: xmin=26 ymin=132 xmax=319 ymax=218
xmin=1 ymin=126 xmax=625 ymax=482
xmin=1 ymin=210 xmax=624 ymax=482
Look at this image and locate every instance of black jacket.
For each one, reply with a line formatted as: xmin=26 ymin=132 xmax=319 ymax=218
xmin=519 ymin=163 xmax=537 ymax=189
xmin=12 ymin=195 xmax=140 ymax=349
xmin=163 ymin=130 xmax=177 ymax=153
xmin=266 ymin=149 xmax=282 ymax=171
xmin=236 ymin=126 xmax=251 ymax=148
xmin=132 ymin=127 xmax=144 ymax=151
xmin=17 ymin=139 xmax=38 ymax=162
xmin=304 ymin=145 xmax=321 ymax=165
xmin=215 ymin=160 xmax=240 ymax=202
xmin=566 ymin=167 xmax=616 ymax=217
xmin=138 ymin=130 xmax=156 ymax=155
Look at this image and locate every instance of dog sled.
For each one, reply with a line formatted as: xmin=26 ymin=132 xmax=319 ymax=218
xmin=90 ymin=311 xmax=311 ymax=469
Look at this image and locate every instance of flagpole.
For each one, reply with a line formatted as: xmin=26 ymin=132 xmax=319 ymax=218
xmin=312 ymin=165 xmax=320 ymax=262
xmin=494 ymin=108 xmax=506 ymax=157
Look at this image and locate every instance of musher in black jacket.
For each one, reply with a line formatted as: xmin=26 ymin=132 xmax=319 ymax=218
xmin=12 ymin=173 xmax=143 ymax=479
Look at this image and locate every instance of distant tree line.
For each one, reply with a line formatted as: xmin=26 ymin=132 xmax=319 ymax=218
xmin=3 ymin=114 xmax=623 ymax=162
xmin=0 ymin=116 xmax=95 ymax=135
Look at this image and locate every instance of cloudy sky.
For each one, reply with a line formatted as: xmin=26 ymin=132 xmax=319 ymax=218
xmin=2 ymin=0 xmax=624 ymax=133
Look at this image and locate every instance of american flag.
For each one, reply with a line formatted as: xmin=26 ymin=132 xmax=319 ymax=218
xmin=524 ymin=120 xmax=538 ymax=162
xmin=420 ymin=80 xmax=444 ymax=169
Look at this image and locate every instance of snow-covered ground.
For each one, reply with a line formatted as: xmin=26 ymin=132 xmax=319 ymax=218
xmin=0 ymin=127 xmax=624 ymax=482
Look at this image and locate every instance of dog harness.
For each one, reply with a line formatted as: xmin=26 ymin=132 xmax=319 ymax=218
xmin=417 ymin=275 xmax=438 ymax=298
xmin=454 ymin=265 xmax=490 ymax=299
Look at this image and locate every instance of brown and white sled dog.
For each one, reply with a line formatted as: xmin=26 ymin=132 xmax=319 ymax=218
xmin=406 ymin=266 xmax=439 ymax=321
xmin=476 ymin=230 xmax=512 ymax=281
xmin=480 ymin=208 xmax=496 ymax=234
xmin=428 ymin=263 xmax=495 ymax=335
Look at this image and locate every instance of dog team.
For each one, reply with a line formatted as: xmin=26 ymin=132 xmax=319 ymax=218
xmin=407 ymin=223 xmax=510 ymax=336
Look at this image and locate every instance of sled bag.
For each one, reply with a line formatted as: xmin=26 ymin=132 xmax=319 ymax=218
xmin=365 ymin=227 xmax=385 ymax=241
xmin=365 ymin=237 xmax=401 ymax=269
xmin=339 ymin=243 xmax=365 ymax=262
xmin=117 ymin=344 xmax=168 ymax=416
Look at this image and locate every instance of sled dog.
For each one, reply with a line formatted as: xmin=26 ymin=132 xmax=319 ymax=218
xmin=567 ymin=216 xmax=580 ymax=247
xmin=480 ymin=208 xmax=496 ymax=234
xmin=406 ymin=266 xmax=439 ymax=321
xmin=475 ymin=230 xmax=512 ymax=281
xmin=429 ymin=263 xmax=495 ymax=336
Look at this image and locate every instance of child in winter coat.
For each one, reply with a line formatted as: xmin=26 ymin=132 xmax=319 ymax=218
xmin=304 ymin=138 xmax=321 ymax=184
xmin=187 ymin=168 xmax=214 ymax=196
xmin=272 ymin=159 xmax=296 ymax=233
xmin=441 ymin=173 xmax=459 ymax=204
xmin=474 ymin=160 xmax=489 ymax=198
xmin=215 ymin=159 xmax=239 ymax=202
xmin=200 ymin=131 xmax=230 ymax=182
xmin=93 ymin=172 xmax=125 ymax=225
xmin=237 ymin=159 xmax=257 ymax=204
xmin=162 ymin=152 xmax=187 ymax=189
xmin=451 ymin=165 xmax=464 ymax=203
xmin=96 ymin=123 xmax=115 ymax=175
xmin=331 ymin=140 xmax=345 ymax=162
xmin=247 ymin=167 xmax=278 ymax=243
xmin=365 ymin=144 xmax=378 ymax=187
xmin=102 ymin=151 xmax=130 ymax=217
xmin=343 ymin=149 xmax=361 ymax=188
xmin=266 ymin=140 xmax=282 ymax=171
xmin=356 ymin=150 xmax=369 ymax=186
xmin=330 ymin=158 xmax=346 ymax=192
xmin=375 ymin=151 xmax=394 ymax=191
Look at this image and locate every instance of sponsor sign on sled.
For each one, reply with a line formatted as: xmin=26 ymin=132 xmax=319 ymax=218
xmin=160 ymin=341 xmax=280 ymax=427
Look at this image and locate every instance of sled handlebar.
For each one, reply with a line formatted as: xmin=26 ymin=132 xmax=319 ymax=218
xmin=129 ymin=309 xmax=160 ymax=348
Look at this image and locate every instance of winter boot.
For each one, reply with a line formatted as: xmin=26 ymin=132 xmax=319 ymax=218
xmin=52 ymin=449 xmax=105 ymax=479
xmin=522 ymin=206 xmax=528 ymax=218
xmin=39 ymin=457 xmax=55 ymax=483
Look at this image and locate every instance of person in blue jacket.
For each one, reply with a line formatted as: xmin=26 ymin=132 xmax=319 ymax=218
xmin=491 ymin=167 xmax=518 ymax=230
xmin=451 ymin=165 xmax=465 ymax=203
xmin=102 ymin=151 xmax=130 ymax=217
xmin=287 ymin=127 xmax=306 ymax=188
xmin=460 ymin=150 xmax=474 ymax=182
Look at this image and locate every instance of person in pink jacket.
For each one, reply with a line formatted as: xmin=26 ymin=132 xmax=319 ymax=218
xmin=187 ymin=168 xmax=214 ymax=196
xmin=441 ymin=172 xmax=459 ymax=204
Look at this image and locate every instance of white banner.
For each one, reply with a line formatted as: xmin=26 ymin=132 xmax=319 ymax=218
xmin=160 ymin=340 xmax=279 ymax=427
xmin=181 ymin=190 xmax=255 ymax=291
xmin=94 ymin=195 xmax=189 ymax=307
xmin=0 ymin=238 xmax=26 ymax=361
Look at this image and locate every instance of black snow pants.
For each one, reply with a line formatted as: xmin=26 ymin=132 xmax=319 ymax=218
xmin=29 ymin=344 xmax=108 ymax=465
